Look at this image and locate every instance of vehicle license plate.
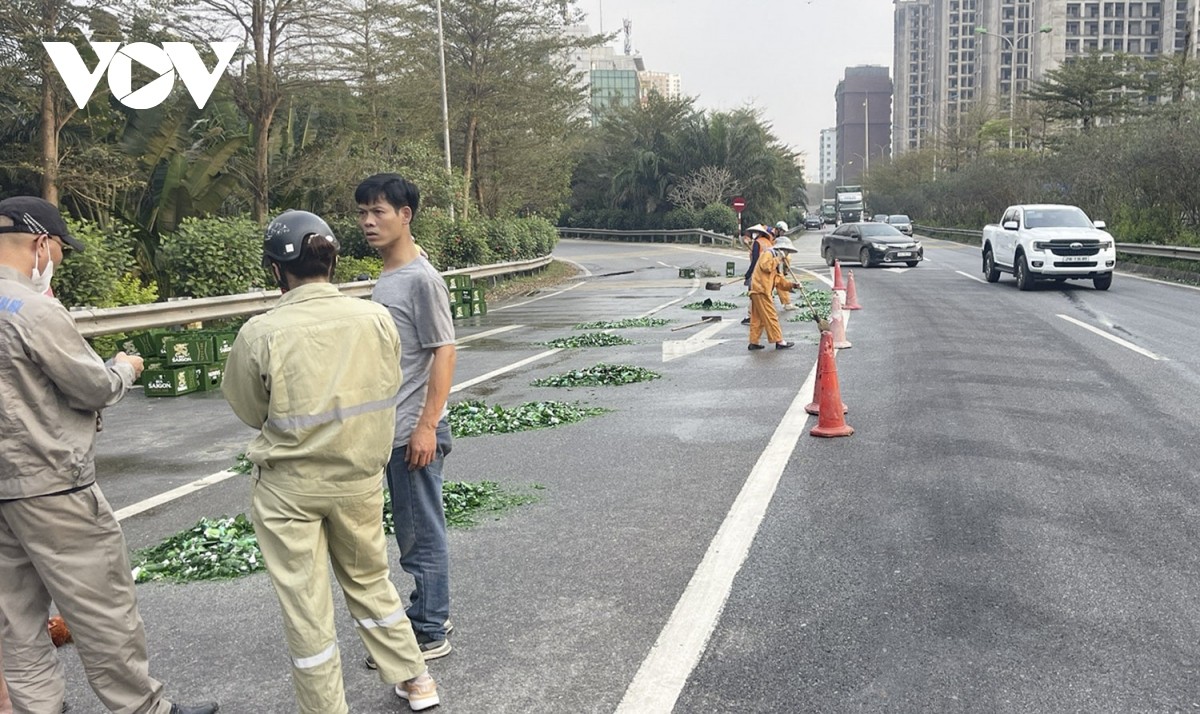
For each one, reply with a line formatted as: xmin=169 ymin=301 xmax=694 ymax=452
xmin=1060 ymin=255 xmax=1089 ymax=262
xmin=895 ymin=252 xmax=912 ymax=257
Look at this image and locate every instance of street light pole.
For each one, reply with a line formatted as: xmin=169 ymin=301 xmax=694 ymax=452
xmin=975 ymin=24 xmax=1053 ymax=150
xmin=436 ymin=0 xmax=455 ymax=220
xmin=863 ymin=95 xmax=870 ymax=176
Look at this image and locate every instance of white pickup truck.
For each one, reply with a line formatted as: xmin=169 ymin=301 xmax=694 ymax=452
xmin=981 ymin=204 xmax=1117 ymax=291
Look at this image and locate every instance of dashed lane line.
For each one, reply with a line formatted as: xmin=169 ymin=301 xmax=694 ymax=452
xmin=1057 ymin=314 xmax=1163 ymax=361
xmin=116 ymin=323 xmax=547 ymax=520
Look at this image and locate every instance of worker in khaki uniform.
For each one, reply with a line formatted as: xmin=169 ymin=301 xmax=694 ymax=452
xmin=0 ymin=196 xmax=218 ymax=714
xmin=222 ymin=210 xmax=439 ymax=713
xmin=748 ymin=235 xmax=801 ymax=350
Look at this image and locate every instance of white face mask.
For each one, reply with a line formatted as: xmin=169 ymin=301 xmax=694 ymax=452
xmin=30 ymin=239 xmax=54 ymax=294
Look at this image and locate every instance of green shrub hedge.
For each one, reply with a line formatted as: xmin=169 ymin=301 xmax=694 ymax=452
xmin=53 ymin=212 xmax=558 ymax=308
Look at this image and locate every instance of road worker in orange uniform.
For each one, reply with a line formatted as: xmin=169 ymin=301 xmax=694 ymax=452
xmin=748 ymin=235 xmax=801 ymax=351
xmin=740 ymin=224 xmax=774 ymax=325
xmin=771 ymin=221 xmax=796 ymax=311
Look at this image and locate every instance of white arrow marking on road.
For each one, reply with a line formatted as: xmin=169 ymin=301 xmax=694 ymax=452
xmin=661 ymin=319 xmax=733 ymax=362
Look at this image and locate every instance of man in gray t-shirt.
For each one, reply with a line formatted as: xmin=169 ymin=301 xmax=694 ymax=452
xmin=357 ymin=174 xmax=458 ymax=663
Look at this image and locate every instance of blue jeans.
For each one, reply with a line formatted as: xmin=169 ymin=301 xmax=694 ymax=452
xmin=386 ymin=422 xmax=452 ymax=641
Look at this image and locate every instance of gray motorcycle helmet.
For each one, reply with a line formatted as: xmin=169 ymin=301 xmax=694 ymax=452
xmin=263 ymin=210 xmax=337 ymax=265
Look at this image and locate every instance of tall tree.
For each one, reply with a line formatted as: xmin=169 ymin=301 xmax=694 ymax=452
xmin=1025 ymin=51 xmax=1150 ymax=131
xmin=174 ymin=0 xmax=333 ymax=222
xmin=397 ymin=0 xmax=602 ymax=218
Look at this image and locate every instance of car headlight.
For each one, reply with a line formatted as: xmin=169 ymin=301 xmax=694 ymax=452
xmin=1100 ymin=240 xmax=1113 ymax=249
xmin=872 ymin=243 xmax=888 ymax=251
xmin=1032 ymin=241 xmax=1048 ymax=251
xmin=912 ymin=241 xmax=922 ymax=250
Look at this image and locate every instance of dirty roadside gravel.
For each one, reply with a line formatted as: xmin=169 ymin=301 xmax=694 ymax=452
xmin=486 ymin=260 xmax=582 ymax=303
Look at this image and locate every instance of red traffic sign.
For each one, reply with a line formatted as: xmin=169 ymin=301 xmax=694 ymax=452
xmin=731 ymin=196 xmax=745 ymax=213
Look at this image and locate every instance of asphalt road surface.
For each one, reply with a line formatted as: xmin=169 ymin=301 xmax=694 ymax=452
xmin=48 ymin=233 xmax=1200 ymax=713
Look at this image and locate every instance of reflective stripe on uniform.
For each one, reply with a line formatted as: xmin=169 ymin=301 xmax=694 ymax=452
xmin=266 ymin=392 xmax=401 ymax=433
xmin=355 ymin=606 xmax=408 ymax=630
xmin=292 ymin=642 xmax=337 ymax=669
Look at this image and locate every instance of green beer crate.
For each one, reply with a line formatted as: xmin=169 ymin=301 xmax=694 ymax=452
xmin=445 ymin=274 xmax=473 ymax=291
xmin=726 ymin=261 xmax=736 ymax=277
xmin=474 ymin=298 xmax=488 ymax=317
xmin=470 ymin=287 xmax=484 ymax=304
xmin=194 ymin=363 xmax=224 ymax=392
xmin=678 ymin=268 xmax=696 ymax=279
xmin=207 ymin=331 xmax=237 ymax=362
xmin=143 ymin=367 xmax=198 ymax=397
xmin=136 ymin=361 xmax=165 ymax=386
xmin=130 ymin=329 xmax=171 ymax=358
xmin=162 ymin=335 xmax=216 ymax=366
xmin=452 ymin=303 xmax=474 ymax=320
xmin=458 ymin=288 xmax=473 ymax=305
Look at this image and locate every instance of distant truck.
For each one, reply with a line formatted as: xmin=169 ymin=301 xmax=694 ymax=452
xmin=834 ymin=185 xmax=864 ymax=224
xmin=981 ymin=204 xmax=1116 ymax=291
xmin=820 ymin=199 xmax=837 ymax=225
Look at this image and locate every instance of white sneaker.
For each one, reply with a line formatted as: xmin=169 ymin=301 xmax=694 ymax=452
xmin=396 ymin=673 xmax=440 ymax=711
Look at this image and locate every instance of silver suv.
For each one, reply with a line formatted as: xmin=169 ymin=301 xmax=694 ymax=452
xmin=886 ymin=214 xmax=913 ymax=236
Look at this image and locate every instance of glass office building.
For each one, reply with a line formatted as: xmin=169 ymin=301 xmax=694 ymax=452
xmin=590 ymin=69 xmax=640 ymax=125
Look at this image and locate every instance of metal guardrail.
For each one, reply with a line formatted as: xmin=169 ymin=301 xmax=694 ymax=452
xmin=71 ymin=255 xmax=553 ymax=338
xmin=912 ymin=225 xmax=1200 ymax=262
xmin=556 ymin=226 xmax=737 ymax=247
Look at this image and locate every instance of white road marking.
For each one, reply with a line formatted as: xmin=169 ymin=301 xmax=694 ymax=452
xmin=661 ymin=320 xmax=733 ymax=362
xmin=116 ymin=337 xmax=557 ymax=521
xmin=491 ymin=281 xmax=584 ymax=311
xmin=616 ymin=359 xmax=820 ymax=713
xmin=114 ymin=469 xmax=242 ymax=522
xmin=1057 ymin=314 xmax=1163 ymax=360
xmin=450 ymin=348 xmax=565 ymax=393
xmin=1117 ymin=271 xmax=1200 ymax=292
xmin=957 ymin=270 xmax=988 ymax=284
xmin=457 ymin=324 xmax=523 ymax=343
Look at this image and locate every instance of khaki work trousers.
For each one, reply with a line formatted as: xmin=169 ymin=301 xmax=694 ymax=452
xmin=749 ymin=293 xmax=784 ymax=345
xmin=0 ymin=486 xmax=170 ymax=714
xmin=252 ymin=477 xmax=426 ymax=714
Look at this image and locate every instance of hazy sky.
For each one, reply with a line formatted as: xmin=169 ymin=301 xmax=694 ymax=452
xmin=584 ymin=0 xmax=895 ymax=181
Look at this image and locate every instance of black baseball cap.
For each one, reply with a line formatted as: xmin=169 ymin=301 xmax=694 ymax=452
xmin=0 ymin=196 xmax=85 ymax=252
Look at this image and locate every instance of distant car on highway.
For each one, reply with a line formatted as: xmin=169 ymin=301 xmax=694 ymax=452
xmin=872 ymin=213 xmax=888 ymax=223
xmin=886 ymin=214 xmax=913 ymax=235
xmin=821 ymin=222 xmax=923 ymax=268
xmin=804 ymin=215 xmax=823 ymax=230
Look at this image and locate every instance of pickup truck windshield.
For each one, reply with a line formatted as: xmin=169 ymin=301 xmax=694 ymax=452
xmin=1023 ymin=207 xmax=1092 ymax=229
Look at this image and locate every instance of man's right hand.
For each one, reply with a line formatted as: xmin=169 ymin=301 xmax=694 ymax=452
xmin=115 ymin=352 xmax=144 ymax=379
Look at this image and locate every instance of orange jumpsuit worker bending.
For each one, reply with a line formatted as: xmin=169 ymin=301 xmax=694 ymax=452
xmin=748 ymin=236 xmax=800 ymax=351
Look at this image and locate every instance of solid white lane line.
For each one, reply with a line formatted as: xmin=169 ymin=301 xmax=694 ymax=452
xmin=1057 ymin=314 xmax=1163 ymax=360
xmin=1118 ymin=271 xmax=1200 ymax=292
xmin=457 ymin=325 xmax=523 ymax=343
xmin=449 ymin=349 xmax=564 ymax=393
xmin=114 ymin=469 xmax=242 ymax=522
xmin=957 ymin=270 xmax=988 ymax=284
xmin=615 ymin=360 xmax=820 ymax=714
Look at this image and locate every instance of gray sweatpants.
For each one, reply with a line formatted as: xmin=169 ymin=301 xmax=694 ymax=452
xmin=0 ymin=485 xmax=172 ymax=714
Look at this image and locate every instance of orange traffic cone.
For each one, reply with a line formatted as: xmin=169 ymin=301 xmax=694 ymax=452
xmin=805 ymin=331 xmax=847 ymax=416
xmin=832 ymin=260 xmax=846 ymax=292
xmin=830 ymin=294 xmax=851 ymax=349
xmin=810 ymin=333 xmax=854 ymax=438
xmin=844 ymin=270 xmax=862 ymax=310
